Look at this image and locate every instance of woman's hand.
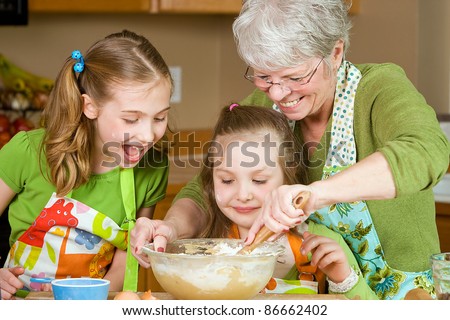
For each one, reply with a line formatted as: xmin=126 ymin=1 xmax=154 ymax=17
xmin=130 ymin=217 xmax=177 ymax=268
xmin=245 ymin=184 xmax=317 ymax=245
xmin=301 ymin=231 xmax=351 ymax=283
xmin=0 ymin=266 xmax=25 ymax=300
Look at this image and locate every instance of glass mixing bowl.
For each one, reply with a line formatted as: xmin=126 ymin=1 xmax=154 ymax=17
xmin=142 ymin=238 xmax=284 ymax=300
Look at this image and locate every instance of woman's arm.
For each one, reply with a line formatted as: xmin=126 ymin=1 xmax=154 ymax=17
xmin=310 ymin=151 xmax=396 ymax=209
xmin=163 ymin=198 xmax=206 ymax=239
xmin=246 ymin=152 xmax=396 ymax=242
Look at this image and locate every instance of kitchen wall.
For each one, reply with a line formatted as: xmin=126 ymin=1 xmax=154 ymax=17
xmin=0 ymin=13 xmax=252 ymax=130
xmin=0 ymin=0 xmax=446 ymax=130
xmin=418 ymin=1 xmax=450 ymax=115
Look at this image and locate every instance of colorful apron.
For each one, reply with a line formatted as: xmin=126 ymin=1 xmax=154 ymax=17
xmin=228 ymin=224 xmax=325 ymax=294
xmin=5 ymin=168 xmax=139 ymax=292
xmin=279 ymin=61 xmax=434 ymax=299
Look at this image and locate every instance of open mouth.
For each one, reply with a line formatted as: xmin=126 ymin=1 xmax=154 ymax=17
xmin=123 ymin=144 xmax=146 ymax=164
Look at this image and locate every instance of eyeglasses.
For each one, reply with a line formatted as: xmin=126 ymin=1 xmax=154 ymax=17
xmin=244 ymin=58 xmax=324 ymax=90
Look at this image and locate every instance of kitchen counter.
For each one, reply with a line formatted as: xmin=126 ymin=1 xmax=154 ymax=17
xmin=436 ymin=201 xmax=450 ymax=252
xmin=25 ymin=291 xmax=347 ymax=300
xmin=23 ymin=289 xmax=434 ymax=300
xmin=434 ymin=173 xmax=450 ymax=203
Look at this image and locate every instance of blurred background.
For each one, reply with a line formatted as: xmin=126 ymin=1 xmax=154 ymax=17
xmin=1 ymin=0 xmax=449 ymax=132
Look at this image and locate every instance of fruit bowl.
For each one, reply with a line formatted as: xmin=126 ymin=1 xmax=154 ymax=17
xmin=142 ymin=238 xmax=284 ymax=300
xmin=51 ymin=278 xmax=110 ymax=300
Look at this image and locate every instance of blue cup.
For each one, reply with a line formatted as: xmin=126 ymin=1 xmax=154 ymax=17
xmin=51 ymin=278 xmax=110 ymax=300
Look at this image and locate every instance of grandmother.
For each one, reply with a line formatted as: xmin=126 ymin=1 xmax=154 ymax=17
xmin=131 ymin=0 xmax=450 ymax=299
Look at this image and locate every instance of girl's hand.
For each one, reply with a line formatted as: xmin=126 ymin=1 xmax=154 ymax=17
xmin=245 ymin=184 xmax=316 ymax=245
xmin=300 ymin=231 xmax=351 ymax=283
xmin=0 ymin=266 xmax=25 ymax=300
xmin=130 ymin=217 xmax=177 ymax=268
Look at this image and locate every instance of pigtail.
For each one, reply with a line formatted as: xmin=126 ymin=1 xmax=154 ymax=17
xmin=41 ymin=57 xmax=92 ymax=197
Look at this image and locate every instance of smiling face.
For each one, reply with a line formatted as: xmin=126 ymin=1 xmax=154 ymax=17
xmin=82 ymin=79 xmax=171 ymax=173
xmin=252 ymin=41 xmax=344 ymax=122
xmin=212 ymin=131 xmax=285 ymax=235
xmin=254 ymin=58 xmax=336 ymax=122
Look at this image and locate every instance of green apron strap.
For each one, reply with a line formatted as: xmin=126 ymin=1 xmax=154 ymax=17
xmin=68 ymin=169 xmax=138 ymax=291
xmin=120 ymin=168 xmax=139 ymax=292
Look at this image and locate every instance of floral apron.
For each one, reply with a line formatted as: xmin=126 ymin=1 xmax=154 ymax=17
xmin=277 ymin=61 xmax=434 ymax=299
xmin=5 ymin=168 xmax=139 ymax=292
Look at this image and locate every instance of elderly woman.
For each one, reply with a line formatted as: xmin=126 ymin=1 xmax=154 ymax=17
xmin=131 ymin=0 xmax=450 ymax=299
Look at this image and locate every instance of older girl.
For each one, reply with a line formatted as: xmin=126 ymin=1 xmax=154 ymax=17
xmin=0 ymin=30 xmax=172 ymax=299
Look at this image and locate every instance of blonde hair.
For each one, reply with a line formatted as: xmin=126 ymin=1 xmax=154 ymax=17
xmin=199 ymin=105 xmax=306 ymax=238
xmin=41 ymin=30 xmax=173 ymax=196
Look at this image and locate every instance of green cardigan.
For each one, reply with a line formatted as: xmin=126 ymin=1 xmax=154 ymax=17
xmin=175 ymin=63 xmax=450 ymax=272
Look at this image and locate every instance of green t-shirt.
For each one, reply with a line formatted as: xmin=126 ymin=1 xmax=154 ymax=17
xmin=0 ymin=128 xmax=168 ymax=246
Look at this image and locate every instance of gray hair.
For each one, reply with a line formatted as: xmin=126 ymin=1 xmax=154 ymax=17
xmin=232 ymin=0 xmax=352 ymax=71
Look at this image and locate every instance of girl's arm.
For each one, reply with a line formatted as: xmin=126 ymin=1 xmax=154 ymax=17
xmin=302 ymin=228 xmax=379 ymax=299
xmin=0 ymin=178 xmax=15 ymax=214
xmin=301 ymin=231 xmax=352 ymax=284
xmin=0 ymin=266 xmax=25 ymax=300
xmin=130 ymin=198 xmax=205 ymax=268
xmin=105 ymin=205 xmax=157 ymax=290
xmin=0 ymin=179 xmax=24 ymax=300
xmin=103 ymin=249 xmax=126 ymax=292
xmin=136 ymin=205 xmax=155 ymax=219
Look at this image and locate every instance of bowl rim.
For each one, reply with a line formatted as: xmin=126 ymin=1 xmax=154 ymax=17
xmin=51 ymin=278 xmax=110 ymax=287
xmin=142 ymin=238 xmax=285 ymax=259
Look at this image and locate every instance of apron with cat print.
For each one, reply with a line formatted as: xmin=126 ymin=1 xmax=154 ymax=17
xmin=5 ymin=168 xmax=139 ymax=292
xmin=301 ymin=61 xmax=434 ymax=299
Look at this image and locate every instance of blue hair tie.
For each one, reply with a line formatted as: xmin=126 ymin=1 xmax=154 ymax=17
xmin=71 ymin=50 xmax=85 ymax=73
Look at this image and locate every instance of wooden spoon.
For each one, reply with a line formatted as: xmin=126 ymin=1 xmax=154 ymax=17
xmin=238 ymin=191 xmax=311 ymax=254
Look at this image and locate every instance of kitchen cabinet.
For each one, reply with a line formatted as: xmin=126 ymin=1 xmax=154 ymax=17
xmin=29 ymin=0 xmax=240 ymax=14
xmin=29 ymin=0 xmax=360 ymax=15
xmin=29 ymin=0 xmax=153 ymax=13
xmin=152 ymin=0 xmax=359 ymax=15
xmin=347 ymin=0 xmax=359 ymax=15
xmin=151 ymin=0 xmax=242 ymax=14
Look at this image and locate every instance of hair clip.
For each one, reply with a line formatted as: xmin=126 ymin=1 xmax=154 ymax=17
xmin=71 ymin=50 xmax=85 ymax=73
xmin=229 ymin=103 xmax=239 ymax=111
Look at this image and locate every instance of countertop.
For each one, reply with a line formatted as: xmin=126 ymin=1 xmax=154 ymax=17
xmin=25 ymin=291 xmax=347 ymax=300
xmin=434 ymin=173 xmax=450 ymax=203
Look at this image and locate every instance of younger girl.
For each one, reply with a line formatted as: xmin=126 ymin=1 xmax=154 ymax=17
xmin=132 ymin=104 xmax=378 ymax=299
xmin=0 ymin=30 xmax=172 ymax=299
